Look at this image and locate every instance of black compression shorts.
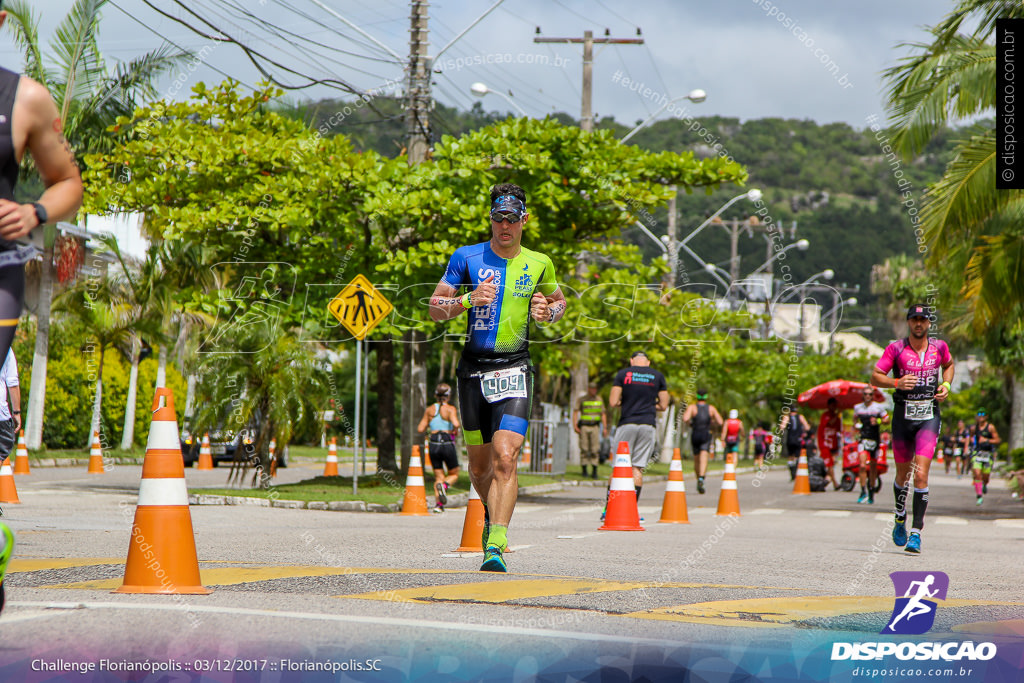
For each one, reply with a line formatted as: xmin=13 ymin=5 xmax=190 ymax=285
xmin=457 ymin=366 xmax=534 ymax=446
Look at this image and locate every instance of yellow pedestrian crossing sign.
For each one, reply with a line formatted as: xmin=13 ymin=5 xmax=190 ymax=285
xmin=328 ymin=274 xmax=393 ymax=340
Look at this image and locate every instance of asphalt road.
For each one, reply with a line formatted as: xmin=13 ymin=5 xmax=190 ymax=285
xmin=1 ymin=459 xmax=1022 ymax=682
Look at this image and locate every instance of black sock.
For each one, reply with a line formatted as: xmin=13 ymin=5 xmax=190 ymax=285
xmin=635 ymin=486 xmax=642 ymax=502
xmin=894 ymin=483 xmax=908 ymax=520
xmin=911 ymin=488 xmax=929 ymax=531
xmin=604 ymin=484 xmax=610 ymax=507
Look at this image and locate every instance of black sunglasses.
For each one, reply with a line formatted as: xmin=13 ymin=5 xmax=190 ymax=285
xmin=490 ymin=211 xmax=522 ymax=224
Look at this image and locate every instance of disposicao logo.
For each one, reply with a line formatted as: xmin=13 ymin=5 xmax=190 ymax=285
xmin=884 ymin=570 xmax=948 ymax=635
xmin=831 ymin=571 xmax=997 ymax=662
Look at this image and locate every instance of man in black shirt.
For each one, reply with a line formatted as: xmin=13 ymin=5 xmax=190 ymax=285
xmin=605 ymin=351 xmax=669 ymax=511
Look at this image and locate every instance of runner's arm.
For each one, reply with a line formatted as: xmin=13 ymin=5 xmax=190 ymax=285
xmin=608 ymin=386 xmax=621 ymax=407
xmin=988 ymin=423 xmax=1000 ymax=447
xmin=531 ymin=287 xmax=567 ymax=323
xmin=446 ymin=404 xmax=460 ymax=433
xmin=656 ymin=390 xmax=669 ymax=412
xmin=0 ymin=80 xmax=83 ymax=239
xmin=416 ymin=405 xmax=432 ymax=434
xmin=935 ymin=359 xmax=955 ymax=401
xmin=8 ymin=384 xmax=20 ymax=433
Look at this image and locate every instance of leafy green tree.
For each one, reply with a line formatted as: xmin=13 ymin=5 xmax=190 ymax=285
xmin=6 ymin=0 xmax=189 ymax=449
xmin=884 ymin=0 xmax=1024 ymax=447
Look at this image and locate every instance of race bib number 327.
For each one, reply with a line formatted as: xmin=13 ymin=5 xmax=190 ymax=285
xmin=480 ymin=367 xmax=528 ymax=403
xmin=904 ymin=400 xmax=934 ymax=421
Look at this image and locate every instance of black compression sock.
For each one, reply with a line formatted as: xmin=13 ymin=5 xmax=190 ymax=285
xmin=635 ymin=486 xmax=642 ymax=502
xmin=893 ymin=483 xmax=908 ymax=520
xmin=911 ymin=488 xmax=929 ymax=531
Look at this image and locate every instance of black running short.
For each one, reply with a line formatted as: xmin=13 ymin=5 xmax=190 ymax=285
xmin=691 ymin=431 xmax=712 ymax=455
xmin=428 ymin=434 xmax=459 ymax=472
xmin=457 ymin=364 xmax=534 ymax=446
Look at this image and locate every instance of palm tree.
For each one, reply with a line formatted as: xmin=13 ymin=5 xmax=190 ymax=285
xmin=4 ymin=0 xmax=189 ymax=449
xmin=53 ymin=274 xmax=136 ymax=445
xmin=884 ymin=0 xmax=1024 ymax=448
xmin=192 ymin=319 xmax=328 ymax=489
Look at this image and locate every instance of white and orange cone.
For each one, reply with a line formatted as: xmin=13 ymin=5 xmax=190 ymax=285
xmin=455 ymin=484 xmax=485 ymax=552
xmin=323 ymin=437 xmax=339 ymax=477
xmin=542 ymin=425 xmax=553 ymax=473
xmin=716 ymin=452 xmax=741 ymax=516
xmin=520 ymin=438 xmax=532 ymax=470
xmin=196 ymin=433 xmax=214 ymax=470
xmin=792 ymin=448 xmax=811 ymax=495
xmin=115 ymin=387 xmax=210 ymax=595
xmin=400 ymin=445 xmax=429 ymax=516
xmin=87 ymin=430 xmax=104 ymax=474
xmin=659 ymin=447 xmax=690 ymax=524
xmin=12 ymin=429 xmax=29 ymax=475
xmin=0 ymin=459 xmax=20 ymax=503
xmin=599 ymin=441 xmax=644 ymax=531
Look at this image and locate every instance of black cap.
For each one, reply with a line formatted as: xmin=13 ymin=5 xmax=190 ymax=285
xmin=907 ymin=303 xmax=931 ymax=320
xmin=631 ymin=350 xmax=648 ymax=359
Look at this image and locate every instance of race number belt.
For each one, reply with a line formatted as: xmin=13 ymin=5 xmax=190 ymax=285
xmin=973 ymin=451 xmax=992 ymax=463
xmin=904 ymin=400 xmax=934 ymax=421
xmin=953 ymin=448 xmax=962 ymax=456
xmin=859 ymin=439 xmax=878 ymax=452
xmin=478 ymin=366 xmax=528 ymax=403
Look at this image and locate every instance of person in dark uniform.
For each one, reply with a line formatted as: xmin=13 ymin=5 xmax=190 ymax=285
xmin=969 ymin=410 xmax=1000 ymax=506
xmin=573 ymin=383 xmax=607 ymax=479
xmin=779 ymin=407 xmax=811 ymax=481
xmin=680 ymin=389 xmax=723 ymax=494
xmin=0 ymin=3 xmax=86 ymax=613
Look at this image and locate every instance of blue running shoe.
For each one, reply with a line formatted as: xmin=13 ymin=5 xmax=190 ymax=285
xmin=857 ymin=492 xmax=868 ymax=504
xmin=480 ymin=545 xmax=507 ymax=572
xmin=892 ymin=516 xmax=908 ymax=547
xmin=599 ymin=507 xmax=606 ymax=522
xmin=905 ymin=531 xmax=921 ymax=554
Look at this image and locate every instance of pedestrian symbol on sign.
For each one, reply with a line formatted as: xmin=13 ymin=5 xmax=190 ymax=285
xmin=328 ymin=274 xmax=393 ymax=340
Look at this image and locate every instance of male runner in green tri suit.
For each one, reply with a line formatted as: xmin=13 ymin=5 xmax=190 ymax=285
xmin=429 ymin=183 xmax=567 ymax=572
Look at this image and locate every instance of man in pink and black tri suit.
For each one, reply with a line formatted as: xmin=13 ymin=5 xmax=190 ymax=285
xmin=871 ymin=303 xmax=954 ymax=555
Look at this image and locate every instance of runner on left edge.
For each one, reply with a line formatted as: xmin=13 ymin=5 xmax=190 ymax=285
xmin=429 ymin=183 xmax=567 ymax=572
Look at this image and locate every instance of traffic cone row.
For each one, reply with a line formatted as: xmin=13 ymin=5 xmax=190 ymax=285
xmin=12 ymin=430 xmax=29 ymax=475
xmin=520 ymin=438 xmax=531 ymax=470
xmin=400 ymin=445 xmax=429 ymax=516
xmin=716 ymin=452 xmax=741 ymax=516
xmin=87 ymin=431 xmax=104 ymax=474
xmin=792 ymin=448 xmax=811 ymax=495
xmin=116 ymin=387 xmax=210 ymax=595
xmin=542 ymin=424 xmax=553 ymax=473
xmin=599 ymin=442 xmax=643 ymax=531
xmin=196 ymin=433 xmax=213 ymax=470
xmin=658 ymin=448 xmax=689 ymax=524
xmin=455 ymin=484 xmax=485 ymax=552
xmin=323 ymin=437 xmax=339 ymax=477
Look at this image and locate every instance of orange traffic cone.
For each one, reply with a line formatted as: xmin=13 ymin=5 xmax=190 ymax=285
xmin=0 ymin=460 xmax=20 ymax=503
xmin=599 ymin=441 xmax=644 ymax=531
xmin=659 ymin=447 xmax=690 ymax=523
xmin=455 ymin=484 xmax=485 ymax=552
xmin=87 ymin=430 xmax=104 ymax=474
xmin=12 ymin=429 xmax=29 ymax=475
xmin=323 ymin=437 xmax=339 ymax=477
xmin=716 ymin=452 xmax=741 ymax=516
xmin=936 ymin=447 xmax=945 ymax=465
xmin=269 ymin=438 xmax=278 ymax=478
xmin=520 ymin=438 xmax=532 ymax=470
xmin=400 ymin=445 xmax=429 ymax=516
xmin=115 ymin=387 xmax=211 ymax=595
xmin=196 ymin=433 xmax=214 ymax=470
xmin=792 ymin=448 xmax=811 ymax=495
xmin=542 ymin=425 xmax=553 ymax=473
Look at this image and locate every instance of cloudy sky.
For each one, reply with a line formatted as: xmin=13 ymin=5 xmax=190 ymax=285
xmin=19 ymin=0 xmax=954 ymax=130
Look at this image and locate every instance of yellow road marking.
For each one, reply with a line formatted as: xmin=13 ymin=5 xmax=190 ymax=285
xmin=625 ymin=596 xmax=1024 ymax=628
xmin=340 ymin=579 xmax=650 ymax=603
xmin=11 ymin=558 xmax=123 ymax=572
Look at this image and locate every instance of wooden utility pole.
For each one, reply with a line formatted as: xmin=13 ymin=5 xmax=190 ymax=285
xmin=535 ymin=29 xmax=644 ymax=463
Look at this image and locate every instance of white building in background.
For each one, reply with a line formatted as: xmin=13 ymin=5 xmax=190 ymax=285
xmin=769 ymin=302 xmax=885 ymax=359
xmin=83 ymin=212 xmax=149 ymax=261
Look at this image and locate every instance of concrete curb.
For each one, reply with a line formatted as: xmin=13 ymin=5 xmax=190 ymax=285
xmin=185 ymin=466 xmax=789 ymax=513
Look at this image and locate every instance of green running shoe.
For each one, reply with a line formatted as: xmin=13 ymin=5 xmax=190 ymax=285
xmin=0 ymin=522 xmax=13 ymax=613
xmin=480 ymin=545 xmax=507 ymax=573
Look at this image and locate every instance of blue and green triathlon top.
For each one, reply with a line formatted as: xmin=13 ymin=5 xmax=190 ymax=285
xmin=442 ymin=241 xmax=559 ymax=370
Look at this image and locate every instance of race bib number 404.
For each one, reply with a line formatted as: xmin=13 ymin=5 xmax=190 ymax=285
xmin=480 ymin=367 xmax=528 ymax=403
xmin=904 ymin=400 xmax=934 ymax=421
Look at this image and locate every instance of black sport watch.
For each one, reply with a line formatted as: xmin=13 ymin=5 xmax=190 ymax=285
xmin=32 ymin=202 xmax=48 ymax=226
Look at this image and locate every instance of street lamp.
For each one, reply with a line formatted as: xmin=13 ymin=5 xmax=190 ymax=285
xmin=621 ymin=89 xmax=707 ymax=143
xmin=470 ymin=82 xmax=528 ymax=116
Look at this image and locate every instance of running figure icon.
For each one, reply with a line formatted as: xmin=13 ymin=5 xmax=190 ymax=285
xmin=886 ymin=574 xmax=939 ymax=633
